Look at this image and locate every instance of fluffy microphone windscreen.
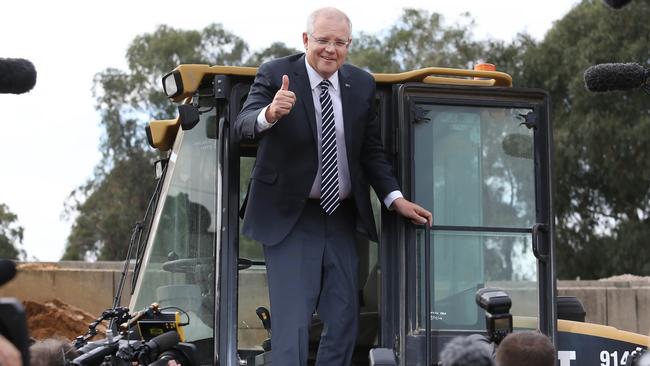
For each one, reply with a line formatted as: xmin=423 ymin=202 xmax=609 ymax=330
xmin=584 ymin=63 xmax=646 ymax=92
xmin=603 ymin=0 xmax=632 ymax=9
xmin=0 ymin=58 xmax=37 ymax=94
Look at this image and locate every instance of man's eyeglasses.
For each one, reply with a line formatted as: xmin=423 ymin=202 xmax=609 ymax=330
xmin=309 ymin=34 xmax=350 ymax=49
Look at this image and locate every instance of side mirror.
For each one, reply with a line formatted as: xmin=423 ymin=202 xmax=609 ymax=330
xmin=178 ymin=104 xmax=200 ymax=131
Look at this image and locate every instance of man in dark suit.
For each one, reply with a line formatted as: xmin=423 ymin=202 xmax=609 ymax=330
xmin=235 ymin=7 xmax=432 ymax=366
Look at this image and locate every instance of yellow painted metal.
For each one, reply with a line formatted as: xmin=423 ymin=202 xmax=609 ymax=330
xmin=148 ymin=118 xmax=180 ymax=151
xmin=169 ymin=65 xmax=256 ymax=102
xmin=374 ymin=67 xmax=512 ymax=86
xmin=558 ymin=319 xmax=649 ymax=346
xmin=156 ymin=63 xmax=514 ymax=151
xmin=167 ymin=64 xmax=512 ymax=102
xmin=513 ymin=316 xmax=650 ymax=346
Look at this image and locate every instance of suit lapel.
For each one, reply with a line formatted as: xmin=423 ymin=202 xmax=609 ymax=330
xmin=292 ymin=55 xmax=318 ymax=143
xmin=339 ymin=67 xmax=354 ymax=166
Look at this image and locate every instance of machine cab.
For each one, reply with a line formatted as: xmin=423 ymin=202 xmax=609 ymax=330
xmin=127 ymin=62 xmax=616 ymax=365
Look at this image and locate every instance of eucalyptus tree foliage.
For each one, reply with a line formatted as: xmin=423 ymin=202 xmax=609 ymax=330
xmin=512 ymin=0 xmax=650 ymax=278
xmin=0 ymin=203 xmax=24 ymax=260
xmin=63 ymin=24 xmax=249 ymax=260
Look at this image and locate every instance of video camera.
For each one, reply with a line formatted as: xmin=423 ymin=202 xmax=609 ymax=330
xmin=0 ymin=259 xmax=31 ymax=366
xmin=475 ymin=287 xmax=513 ymax=345
xmin=71 ymin=303 xmax=196 ymax=366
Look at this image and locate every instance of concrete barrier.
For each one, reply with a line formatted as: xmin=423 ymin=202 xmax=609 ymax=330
xmin=0 ymin=262 xmax=132 ymax=315
xmin=3 ymin=262 xmax=650 ymax=341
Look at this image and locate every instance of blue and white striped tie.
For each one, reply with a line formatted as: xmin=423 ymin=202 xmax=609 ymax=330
xmin=319 ymin=80 xmax=339 ymax=215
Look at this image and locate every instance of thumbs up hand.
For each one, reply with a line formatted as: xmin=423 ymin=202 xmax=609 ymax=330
xmin=265 ymin=74 xmax=297 ymax=123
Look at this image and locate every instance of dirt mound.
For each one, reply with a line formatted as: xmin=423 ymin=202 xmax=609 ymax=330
xmin=24 ymin=299 xmax=107 ymax=341
xmin=599 ymin=274 xmax=650 ymax=282
xmin=17 ymin=262 xmax=61 ymax=271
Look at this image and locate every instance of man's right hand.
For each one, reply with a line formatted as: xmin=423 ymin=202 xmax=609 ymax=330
xmin=265 ymin=75 xmax=296 ymax=123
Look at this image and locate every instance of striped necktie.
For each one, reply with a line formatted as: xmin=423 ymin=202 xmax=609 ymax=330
xmin=319 ymin=79 xmax=339 ymax=215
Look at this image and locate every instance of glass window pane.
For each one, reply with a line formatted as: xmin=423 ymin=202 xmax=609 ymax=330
xmin=132 ymin=108 xmax=217 ymax=358
xmin=410 ymin=102 xmax=539 ymax=335
xmin=413 ymin=104 xmax=535 ymax=228
xmin=415 ymin=230 xmax=538 ymax=331
xmin=239 ymin=156 xmax=264 ymax=261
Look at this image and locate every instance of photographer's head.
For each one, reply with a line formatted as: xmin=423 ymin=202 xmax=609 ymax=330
xmin=30 ymin=338 xmax=78 ymax=366
xmin=495 ymin=331 xmax=554 ymax=366
xmin=439 ymin=335 xmax=494 ymax=366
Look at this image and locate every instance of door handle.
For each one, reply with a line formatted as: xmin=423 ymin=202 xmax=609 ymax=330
xmin=532 ymin=223 xmax=548 ymax=262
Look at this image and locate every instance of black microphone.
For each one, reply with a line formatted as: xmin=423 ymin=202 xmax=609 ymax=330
xmin=138 ymin=331 xmax=180 ymax=365
xmin=584 ymin=63 xmax=649 ymax=92
xmin=0 ymin=259 xmax=17 ymax=286
xmin=0 ymin=58 xmax=37 ymax=94
xmin=603 ymin=0 xmax=632 ymax=9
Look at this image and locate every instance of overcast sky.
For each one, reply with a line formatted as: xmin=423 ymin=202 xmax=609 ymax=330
xmin=0 ymin=0 xmax=582 ymax=261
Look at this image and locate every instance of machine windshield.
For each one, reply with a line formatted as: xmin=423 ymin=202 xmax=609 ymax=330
xmin=130 ymin=108 xmax=218 ymax=355
xmin=411 ymin=104 xmax=538 ymax=332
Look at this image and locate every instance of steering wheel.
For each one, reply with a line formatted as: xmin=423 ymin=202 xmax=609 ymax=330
xmin=162 ymin=257 xmax=257 ymax=273
xmin=161 ymin=257 xmax=214 ymax=273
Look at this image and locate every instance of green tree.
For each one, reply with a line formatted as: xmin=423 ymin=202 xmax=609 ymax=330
xmin=64 ymin=23 xmax=301 ymax=261
xmin=0 ymin=203 xmax=25 ymax=260
xmin=63 ymin=23 xmax=248 ymax=261
xmin=244 ymin=42 xmax=301 ymax=66
xmin=511 ymin=0 xmax=650 ymax=278
xmin=348 ymin=9 xmax=486 ymax=73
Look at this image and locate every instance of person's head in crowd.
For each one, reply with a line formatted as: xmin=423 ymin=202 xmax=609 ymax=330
xmin=439 ymin=335 xmax=494 ymax=366
xmin=495 ymin=331 xmax=555 ymax=366
xmin=30 ymin=338 xmax=78 ymax=366
xmin=636 ymin=352 xmax=650 ymax=366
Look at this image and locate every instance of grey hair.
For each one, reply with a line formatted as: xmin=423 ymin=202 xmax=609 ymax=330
xmin=306 ymin=7 xmax=352 ymax=36
xmin=439 ymin=335 xmax=495 ymax=366
xmin=30 ymin=338 xmax=80 ymax=366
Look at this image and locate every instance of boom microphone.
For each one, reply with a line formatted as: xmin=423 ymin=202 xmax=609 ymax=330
xmin=0 ymin=58 xmax=37 ymax=94
xmin=603 ymin=0 xmax=632 ymax=9
xmin=584 ymin=63 xmax=649 ymax=92
xmin=0 ymin=259 xmax=17 ymax=287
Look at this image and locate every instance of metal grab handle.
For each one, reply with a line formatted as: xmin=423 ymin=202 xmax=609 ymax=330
xmin=532 ymin=223 xmax=549 ymax=262
xmin=421 ymin=223 xmax=432 ymax=366
xmin=374 ymin=67 xmax=513 ymax=86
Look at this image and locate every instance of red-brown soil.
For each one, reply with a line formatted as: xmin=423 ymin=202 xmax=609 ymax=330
xmin=23 ymin=299 xmax=106 ymax=341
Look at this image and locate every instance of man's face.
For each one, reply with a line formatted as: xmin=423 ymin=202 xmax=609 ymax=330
xmin=302 ymin=15 xmax=351 ymax=80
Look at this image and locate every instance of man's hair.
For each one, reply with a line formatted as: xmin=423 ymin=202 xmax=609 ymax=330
xmin=439 ymin=335 xmax=494 ymax=366
xmin=30 ymin=338 xmax=79 ymax=366
xmin=306 ymin=7 xmax=352 ymax=36
xmin=495 ymin=331 xmax=555 ymax=366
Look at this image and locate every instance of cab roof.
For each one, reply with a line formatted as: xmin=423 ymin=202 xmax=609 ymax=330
xmin=165 ymin=64 xmax=512 ymax=103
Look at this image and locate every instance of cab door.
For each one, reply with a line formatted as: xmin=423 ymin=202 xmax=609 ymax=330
xmin=394 ymin=84 xmax=555 ymax=365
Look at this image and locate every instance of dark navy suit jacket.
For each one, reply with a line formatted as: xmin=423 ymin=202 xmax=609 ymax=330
xmin=234 ymin=53 xmax=399 ymax=245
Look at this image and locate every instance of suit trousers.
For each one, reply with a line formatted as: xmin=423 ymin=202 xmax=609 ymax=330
xmin=263 ymin=199 xmax=359 ymax=366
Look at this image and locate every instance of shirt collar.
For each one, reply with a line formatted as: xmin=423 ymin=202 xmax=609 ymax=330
xmin=304 ymin=56 xmax=339 ymax=92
